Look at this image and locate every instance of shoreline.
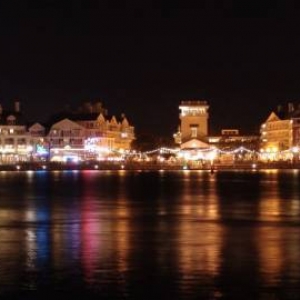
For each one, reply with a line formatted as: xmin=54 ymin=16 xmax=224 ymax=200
xmin=1 ymin=161 xmax=300 ymax=171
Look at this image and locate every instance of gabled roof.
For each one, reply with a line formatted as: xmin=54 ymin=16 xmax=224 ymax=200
xmin=50 ymin=118 xmax=85 ymax=130
xmin=28 ymin=122 xmax=45 ymax=131
xmin=121 ymin=117 xmax=129 ymax=127
xmin=265 ymin=112 xmax=281 ymax=122
xmin=181 ymin=139 xmax=210 ymax=150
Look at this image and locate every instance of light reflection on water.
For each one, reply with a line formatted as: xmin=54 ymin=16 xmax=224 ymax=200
xmin=0 ymin=170 xmax=300 ymax=299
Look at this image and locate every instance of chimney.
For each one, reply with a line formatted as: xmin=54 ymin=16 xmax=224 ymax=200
xmin=14 ymin=100 xmax=20 ymax=112
xmin=277 ymin=105 xmax=282 ymax=113
xmin=288 ymin=102 xmax=294 ymax=113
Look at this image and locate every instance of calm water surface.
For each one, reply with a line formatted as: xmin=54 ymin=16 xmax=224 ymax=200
xmin=0 ymin=170 xmax=300 ymax=299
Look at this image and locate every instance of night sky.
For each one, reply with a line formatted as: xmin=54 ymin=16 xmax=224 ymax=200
xmin=1 ymin=1 xmax=300 ymax=137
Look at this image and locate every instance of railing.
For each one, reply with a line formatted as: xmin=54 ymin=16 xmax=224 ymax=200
xmin=180 ymin=100 xmax=208 ymax=106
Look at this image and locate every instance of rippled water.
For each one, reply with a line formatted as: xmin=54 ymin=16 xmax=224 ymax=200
xmin=0 ymin=170 xmax=300 ymax=299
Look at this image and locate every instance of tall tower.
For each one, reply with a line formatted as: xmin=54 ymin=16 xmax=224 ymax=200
xmin=174 ymin=100 xmax=209 ymax=145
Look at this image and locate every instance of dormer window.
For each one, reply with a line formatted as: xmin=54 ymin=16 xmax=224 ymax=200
xmin=7 ymin=115 xmax=16 ymax=125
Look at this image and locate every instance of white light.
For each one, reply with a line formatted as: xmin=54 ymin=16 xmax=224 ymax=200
xmin=206 ymin=150 xmax=217 ymax=161
xmin=292 ymin=146 xmax=299 ymax=153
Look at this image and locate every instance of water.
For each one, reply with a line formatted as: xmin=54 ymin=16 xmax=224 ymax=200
xmin=0 ymin=170 xmax=300 ymax=299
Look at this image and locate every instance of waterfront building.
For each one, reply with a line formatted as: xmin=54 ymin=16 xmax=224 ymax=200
xmin=28 ymin=123 xmax=48 ymax=160
xmin=74 ymin=112 xmax=134 ymax=151
xmin=209 ymin=129 xmax=260 ymax=164
xmin=0 ymin=101 xmax=32 ymax=163
xmin=173 ymin=100 xmax=217 ymax=167
xmin=0 ymin=99 xmax=134 ymax=164
xmin=48 ymin=100 xmax=135 ymax=153
xmin=47 ymin=118 xmax=86 ymax=162
xmin=290 ymin=105 xmax=300 ymax=151
xmin=259 ymin=103 xmax=299 ymax=161
xmin=45 ymin=100 xmax=135 ymax=161
xmin=209 ymin=129 xmax=260 ymax=151
xmin=174 ymin=100 xmax=209 ymax=149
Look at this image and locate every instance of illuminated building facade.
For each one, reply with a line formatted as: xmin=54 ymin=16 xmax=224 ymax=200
xmin=260 ymin=104 xmax=296 ymax=161
xmin=28 ymin=123 xmax=48 ymax=160
xmin=174 ymin=100 xmax=209 ymax=149
xmin=208 ymin=129 xmax=260 ymax=164
xmin=47 ymin=118 xmax=86 ymax=162
xmin=44 ymin=101 xmax=135 ymax=161
xmin=209 ymin=129 xmax=259 ymax=151
xmin=74 ymin=112 xmax=134 ymax=151
xmin=47 ymin=100 xmax=135 ymax=152
xmin=0 ymin=101 xmax=32 ymax=163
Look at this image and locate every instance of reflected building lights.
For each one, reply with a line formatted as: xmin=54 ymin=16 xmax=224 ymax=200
xmin=257 ymin=226 xmax=284 ymax=285
xmin=114 ymin=174 xmax=131 ymax=275
xmin=178 ymin=174 xmax=222 ymax=295
xmin=259 ymin=171 xmax=282 ymax=222
xmin=257 ymin=171 xmax=300 ymax=286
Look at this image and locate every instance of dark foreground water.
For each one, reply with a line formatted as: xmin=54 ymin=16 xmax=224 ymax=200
xmin=1 ymin=170 xmax=300 ymax=300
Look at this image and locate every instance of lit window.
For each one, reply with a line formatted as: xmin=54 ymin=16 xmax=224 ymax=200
xmin=191 ymin=127 xmax=197 ymax=138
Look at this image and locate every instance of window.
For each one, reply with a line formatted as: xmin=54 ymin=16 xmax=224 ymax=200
xmin=191 ymin=127 xmax=198 ymax=138
xmin=5 ymin=138 xmax=14 ymax=145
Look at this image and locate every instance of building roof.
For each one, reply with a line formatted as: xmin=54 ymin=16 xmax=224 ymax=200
xmin=47 ymin=110 xmax=130 ymax=126
xmin=265 ymin=112 xmax=281 ymax=122
xmin=0 ymin=110 xmax=27 ymax=126
xmin=181 ymin=139 xmax=210 ymax=150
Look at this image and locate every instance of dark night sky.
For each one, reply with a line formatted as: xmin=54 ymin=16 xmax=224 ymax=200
xmin=1 ymin=1 xmax=300 ymax=137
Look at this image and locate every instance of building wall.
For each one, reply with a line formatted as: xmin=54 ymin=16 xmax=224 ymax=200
xmin=48 ymin=119 xmax=86 ymax=149
xmin=75 ymin=114 xmax=135 ymax=151
xmin=174 ymin=100 xmax=209 ymax=145
xmin=0 ymin=125 xmax=31 ymax=163
xmin=292 ymin=118 xmax=300 ymax=147
xmin=260 ymin=118 xmax=292 ymax=151
xmin=208 ymin=133 xmax=260 ymax=151
xmin=0 ymin=103 xmax=32 ymax=163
